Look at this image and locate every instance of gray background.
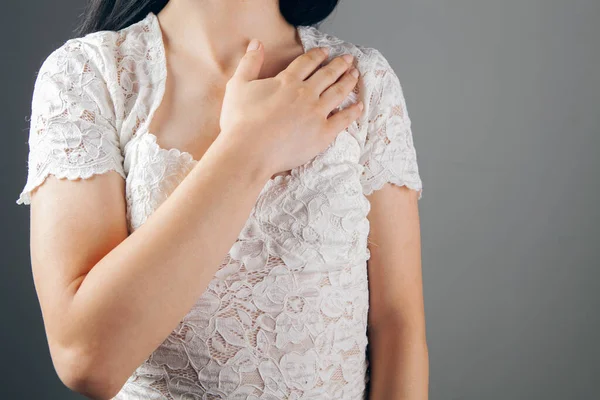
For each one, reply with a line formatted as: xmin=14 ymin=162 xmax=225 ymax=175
xmin=2 ymin=0 xmax=598 ymax=399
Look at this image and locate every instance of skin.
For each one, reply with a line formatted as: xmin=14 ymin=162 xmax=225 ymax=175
xmin=27 ymin=0 xmax=428 ymax=398
xmin=366 ymin=185 xmax=429 ymax=400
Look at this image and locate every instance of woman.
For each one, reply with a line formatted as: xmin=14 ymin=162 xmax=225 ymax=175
xmin=16 ymin=0 xmax=428 ymax=398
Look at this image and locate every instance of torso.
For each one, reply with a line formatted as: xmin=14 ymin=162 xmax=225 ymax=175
xmin=77 ymin=11 xmax=388 ymax=399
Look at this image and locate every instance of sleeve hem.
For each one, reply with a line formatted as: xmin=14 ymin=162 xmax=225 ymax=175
xmin=362 ymin=174 xmax=423 ymax=200
xmin=16 ymin=160 xmax=126 ymax=206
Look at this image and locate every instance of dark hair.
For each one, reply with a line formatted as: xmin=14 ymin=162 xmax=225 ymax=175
xmin=75 ymin=0 xmax=339 ymax=37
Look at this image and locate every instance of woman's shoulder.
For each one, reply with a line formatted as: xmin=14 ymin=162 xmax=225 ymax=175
xmin=34 ymin=12 xmax=165 ymax=141
xmin=36 ymin=12 xmax=161 ymax=88
xmin=298 ymin=24 xmax=396 ymax=89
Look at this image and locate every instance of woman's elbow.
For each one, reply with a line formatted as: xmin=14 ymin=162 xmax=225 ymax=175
xmin=52 ymin=345 xmax=123 ymax=400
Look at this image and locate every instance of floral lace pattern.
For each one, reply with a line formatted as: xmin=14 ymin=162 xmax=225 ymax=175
xmin=16 ymin=11 xmax=423 ymax=399
xmin=360 ymin=50 xmax=423 ymax=198
xmin=15 ymin=39 xmax=127 ymax=206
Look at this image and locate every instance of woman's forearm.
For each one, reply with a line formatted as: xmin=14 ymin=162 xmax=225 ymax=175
xmin=368 ymin=322 xmax=430 ymax=400
xmin=59 ymin=129 xmax=272 ymax=396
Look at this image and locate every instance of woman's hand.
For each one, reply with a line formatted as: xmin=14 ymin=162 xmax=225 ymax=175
xmin=219 ymin=38 xmax=363 ymax=176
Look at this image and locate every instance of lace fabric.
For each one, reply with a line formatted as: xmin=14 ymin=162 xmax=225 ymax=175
xmin=15 ymin=39 xmax=127 ymax=206
xmin=16 ymin=11 xmax=423 ymax=399
xmin=360 ymin=50 xmax=423 ymax=198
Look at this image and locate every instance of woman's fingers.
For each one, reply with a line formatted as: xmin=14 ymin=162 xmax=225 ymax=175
xmin=233 ymin=39 xmax=265 ymax=81
xmin=280 ymin=47 xmax=330 ymax=81
xmin=319 ymin=66 xmax=359 ymax=113
xmin=307 ymin=54 xmax=354 ymax=94
xmin=325 ymin=100 xmax=364 ymax=138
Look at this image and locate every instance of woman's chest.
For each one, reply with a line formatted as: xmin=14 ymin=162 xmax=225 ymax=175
xmin=145 ymin=61 xmax=225 ymax=165
xmin=123 ymin=120 xmax=372 ymax=271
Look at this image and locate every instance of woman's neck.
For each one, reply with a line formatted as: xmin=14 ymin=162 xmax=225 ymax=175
xmin=157 ymin=0 xmax=303 ymax=77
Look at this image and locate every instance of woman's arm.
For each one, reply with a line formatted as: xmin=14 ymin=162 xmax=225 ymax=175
xmin=365 ymin=184 xmax=429 ymax=400
xmin=32 ymin=133 xmax=271 ymax=399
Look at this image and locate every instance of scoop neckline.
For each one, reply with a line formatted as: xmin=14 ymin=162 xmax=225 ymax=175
xmin=139 ymin=11 xmax=313 ymax=184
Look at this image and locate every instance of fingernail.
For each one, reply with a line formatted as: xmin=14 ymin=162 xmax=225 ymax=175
xmin=342 ymin=54 xmax=354 ymax=64
xmin=247 ymin=39 xmax=260 ymax=52
xmin=358 ymin=101 xmax=364 ymax=110
xmin=320 ymin=47 xmax=330 ymax=56
xmin=350 ymin=67 xmax=359 ymax=78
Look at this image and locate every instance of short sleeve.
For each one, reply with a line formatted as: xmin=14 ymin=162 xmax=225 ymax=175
xmin=15 ymin=40 xmax=126 ymax=205
xmin=359 ymin=49 xmax=423 ymax=199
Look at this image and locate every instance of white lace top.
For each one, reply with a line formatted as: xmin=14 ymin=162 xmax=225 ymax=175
xmin=16 ymin=11 xmax=423 ymax=400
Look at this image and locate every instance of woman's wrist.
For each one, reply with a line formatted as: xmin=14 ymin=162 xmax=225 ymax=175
xmin=205 ymin=126 xmax=274 ymax=187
